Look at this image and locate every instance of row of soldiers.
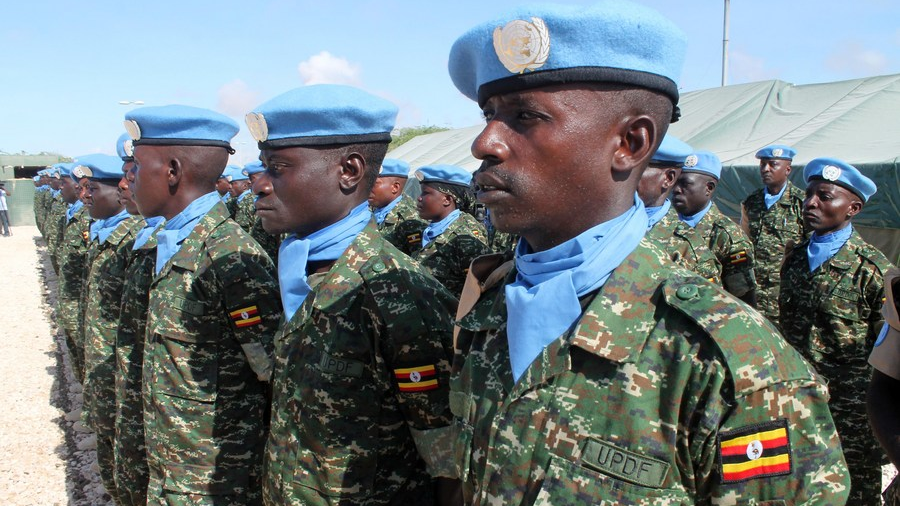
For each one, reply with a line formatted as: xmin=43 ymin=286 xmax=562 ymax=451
xmin=27 ymin=1 xmax=900 ymax=504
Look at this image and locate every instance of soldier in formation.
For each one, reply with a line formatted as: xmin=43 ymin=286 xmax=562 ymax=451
xmin=369 ymin=158 xmax=426 ymax=254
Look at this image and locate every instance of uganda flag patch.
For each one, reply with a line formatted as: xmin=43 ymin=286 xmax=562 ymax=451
xmin=718 ymin=419 xmax=791 ymax=483
xmin=729 ymin=250 xmax=749 ymax=265
xmin=230 ymin=305 xmax=262 ymax=328
xmin=406 ymin=232 xmax=422 ymax=246
xmin=394 ymin=364 xmax=438 ymax=392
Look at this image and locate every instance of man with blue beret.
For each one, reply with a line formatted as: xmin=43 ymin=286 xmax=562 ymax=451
xmin=407 ymin=164 xmax=488 ymax=297
xmin=74 ymin=152 xmax=141 ymax=504
xmin=45 ymin=163 xmax=75 ymax=273
xmin=672 ymin=150 xmax=758 ymax=305
xmin=779 ymin=157 xmax=894 ymax=504
xmin=215 ymin=166 xmax=232 ymax=203
xmin=642 ymin=135 xmax=722 ymax=282
xmin=42 ymin=166 xmax=64 ymax=239
xmin=368 ymin=158 xmax=426 ymax=254
xmin=34 ymin=167 xmax=54 ymax=237
xmin=245 ymin=83 xmax=457 ymax=506
xmin=240 ymin=160 xmax=281 ymax=261
xmin=741 ymin=144 xmax=807 ymax=325
xmin=222 ymin=164 xmax=245 ymax=218
xmin=126 ymin=104 xmax=281 ymax=506
xmin=231 ymin=163 xmax=255 ymax=231
xmin=441 ymin=2 xmax=849 ymax=504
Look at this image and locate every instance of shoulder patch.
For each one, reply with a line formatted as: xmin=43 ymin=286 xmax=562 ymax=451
xmin=718 ymin=419 xmax=791 ymax=483
xmin=394 ymin=364 xmax=438 ymax=392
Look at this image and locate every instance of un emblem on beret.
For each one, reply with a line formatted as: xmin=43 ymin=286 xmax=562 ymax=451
xmin=124 ymin=139 xmax=135 ymax=157
xmin=822 ymin=165 xmax=842 ymax=181
xmin=246 ymin=112 xmax=269 ymax=142
xmin=493 ymin=17 xmax=551 ymax=74
xmin=123 ymin=120 xmax=142 ymax=141
xmin=772 ymin=148 xmax=783 ymax=157
xmin=72 ymin=165 xmax=93 ymax=179
xmin=684 ymin=154 xmax=699 ymax=167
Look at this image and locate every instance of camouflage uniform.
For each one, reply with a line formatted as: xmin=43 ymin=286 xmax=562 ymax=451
xmin=225 ymin=194 xmax=239 ymax=219
xmin=378 ymin=195 xmax=426 ymax=255
xmin=741 ymin=182 xmax=807 ymax=324
xmin=440 ymin=238 xmax=850 ymax=505
xmin=486 ymin=228 xmax=518 ymax=254
xmin=81 ymin=215 xmax=143 ymax=504
xmin=779 ymin=229 xmax=893 ymax=504
xmin=233 ymin=193 xmax=255 ymax=232
xmin=264 ymin=221 xmax=456 ymax=506
xmin=410 ymin=212 xmax=489 ymax=298
xmin=33 ymin=188 xmax=47 ymax=234
xmin=694 ymin=204 xmax=758 ymax=302
xmin=57 ymin=205 xmax=93 ymax=383
xmin=45 ymin=195 xmax=68 ymax=273
xmin=143 ymin=201 xmax=279 ymax=506
xmin=646 ymin=205 xmax=721 ymax=284
xmin=114 ymin=221 xmax=160 ymax=506
xmin=249 ymin=214 xmax=281 ymax=264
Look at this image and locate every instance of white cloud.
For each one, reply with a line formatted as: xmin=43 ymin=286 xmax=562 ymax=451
xmin=728 ymin=49 xmax=780 ymax=84
xmin=216 ymin=79 xmax=260 ymax=118
xmin=298 ymin=51 xmax=362 ymax=86
xmin=826 ymin=42 xmax=888 ymax=75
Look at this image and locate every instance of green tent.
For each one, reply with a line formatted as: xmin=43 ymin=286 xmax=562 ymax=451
xmin=388 ymin=74 xmax=900 ymax=264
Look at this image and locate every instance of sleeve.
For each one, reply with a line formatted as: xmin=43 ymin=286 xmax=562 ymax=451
xmin=740 ymin=203 xmax=750 ymax=236
xmin=719 ymin=223 xmax=757 ymax=298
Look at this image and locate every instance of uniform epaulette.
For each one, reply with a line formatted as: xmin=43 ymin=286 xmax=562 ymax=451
xmin=359 ymin=250 xmax=429 ymax=342
xmin=660 ymin=273 xmax=816 ymax=396
xmin=853 ymin=243 xmax=888 ymax=276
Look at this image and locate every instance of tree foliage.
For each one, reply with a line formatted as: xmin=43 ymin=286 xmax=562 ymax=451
xmin=389 ymin=126 xmax=450 ymax=151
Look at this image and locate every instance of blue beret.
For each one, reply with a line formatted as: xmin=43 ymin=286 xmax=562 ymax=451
xmin=32 ymin=175 xmax=41 ymax=182
xmin=246 ymin=84 xmax=398 ymax=150
xmin=71 ymin=154 xmax=125 ymax=180
xmin=116 ymin=133 xmax=135 ymax=162
xmin=448 ymin=1 xmax=687 ymax=109
xmin=379 ymin=158 xmax=410 ymax=178
xmin=124 ymin=105 xmax=239 ymax=151
xmin=804 ymin=157 xmax=876 ymax=202
xmin=651 ymin=135 xmax=692 ymax=165
xmin=225 ymin=164 xmax=248 ymax=182
xmin=415 ymin=164 xmax=472 ymax=187
xmin=56 ymin=163 xmax=75 ymax=178
xmin=755 ymin=144 xmax=795 ymax=160
xmin=242 ymin=161 xmax=265 ymax=176
xmin=682 ymin=151 xmax=722 ymax=179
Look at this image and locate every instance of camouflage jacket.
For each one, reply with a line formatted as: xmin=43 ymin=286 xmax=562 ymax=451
xmin=250 ymin=214 xmax=281 ymax=265
xmin=741 ymin=182 xmax=808 ymax=323
xmin=779 ymin=230 xmax=892 ymax=459
xmin=33 ymin=189 xmax=47 ymax=233
xmin=646 ymin=205 xmax=721 ymax=284
xmin=487 ymin=229 xmax=518 ymax=254
xmin=695 ymin=204 xmax=757 ymax=301
xmin=46 ymin=196 xmax=68 ymax=272
xmin=442 ymin=239 xmax=849 ymax=505
xmin=264 ymin=221 xmax=456 ymax=506
xmin=234 ymin=193 xmax=256 ymax=232
xmin=143 ymin=201 xmax=279 ymax=497
xmin=82 ymin=216 xmax=143 ymax=433
xmin=379 ymin=195 xmax=427 ymax=255
xmin=411 ymin=212 xmax=490 ymax=298
xmin=57 ymin=206 xmax=93 ymax=334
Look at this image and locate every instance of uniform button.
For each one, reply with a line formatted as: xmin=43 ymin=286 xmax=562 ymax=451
xmin=373 ymin=262 xmax=386 ymax=272
xmin=676 ymin=284 xmax=699 ymax=300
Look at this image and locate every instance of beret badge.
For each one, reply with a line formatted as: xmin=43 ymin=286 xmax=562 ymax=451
xmin=772 ymin=148 xmax=783 ymax=157
xmin=684 ymin=154 xmax=699 ymax=167
xmin=245 ymin=112 xmax=269 ymax=142
xmin=822 ymin=165 xmax=842 ymax=181
xmin=493 ymin=17 xmax=551 ymax=74
xmin=124 ymin=120 xmax=142 ymax=141
xmin=73 ymin=165 xmax=92 ymax=179
xmin=123 ymin=139 xmax=134 ymax=157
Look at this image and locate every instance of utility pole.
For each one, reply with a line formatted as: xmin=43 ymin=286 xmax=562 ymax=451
xmin=722 ymin=0 xmax=730 ymax=87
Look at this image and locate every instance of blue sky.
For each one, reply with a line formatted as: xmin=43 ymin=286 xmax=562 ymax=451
xmin=2 ymin=0 xmax=899 ymax=165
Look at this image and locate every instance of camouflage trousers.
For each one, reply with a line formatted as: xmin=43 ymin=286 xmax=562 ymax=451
xmin=62 ymin=326 xmax=85 ymax=384
xmin=885 ymin=474 xmax=900 ymax=506
xmin=146 ymin=463 xmax=262 ymax=506
xmin=114 ymin=387 xmax=149 ymax=506
xmin=96 ymin=431 xmax=121 ymax=504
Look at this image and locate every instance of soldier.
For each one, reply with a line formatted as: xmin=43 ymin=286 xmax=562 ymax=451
xmin=35 ymin=169 xmax=52 ymax=237
xmin=241 ymin=160 xmax=281 ymax=262
xmin=779 ymin=157 xmax=893 ymax=504
xmin=868 ymin=268 xmax=900 ymax=505
xmin=57 ymin=163 xmax=94 ymax=384
xmin=230 ymin=165 xmax=254 ymax=230
xmin=32 ymin=172 xmax=46 ymax=231
xmin=246 ymin=84 xmax=457 ymax=505
xmin=114 ymin=135 xmax=164 ymax=506
xmin=368 ymin=158 xmax=427 ymax=253
xmin=408 ymin=164 xmax=489 ymax=297
xmin=223 ymin=164 xmax=243 ymax=218
xmin=126 ymin=104 xmax=280 ymax=505
xmin=438 ymin=2 xmax=850 ymax=504
xmin=741 ymin=145 xmax=807 ymax=324
xmin=642 ymin=135 xmax=722 ymax=282
xmin=215 ymin=166 xmax=231 ymax=203
xmin=672 ymin=150 xmax=758 ymax=305
xmin=47 ymin=164 xmax=75 ymax=273
xmin=74 ymin=152 xmax=141 ymax=503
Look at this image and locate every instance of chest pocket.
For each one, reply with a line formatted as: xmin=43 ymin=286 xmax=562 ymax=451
xmin=150 ymin=295 xmax=220 ymax=403
xmin=819 ymin=287 xmax=862 ymax=322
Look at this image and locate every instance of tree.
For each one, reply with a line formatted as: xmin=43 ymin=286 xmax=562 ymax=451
xmin=389 ymin=126 xmax=450 ymax=151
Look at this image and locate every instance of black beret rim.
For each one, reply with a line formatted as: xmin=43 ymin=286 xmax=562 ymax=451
xmin=133 ymin=138 xmax=233 ymax=149
xmin=419 ymin=178 xmax=470 ymax=187
xmin=807 ymin=175 xmax=869 ymax=202
xmin=258 ymin=132 xmax=392 ymax=150
xmin=476 ymin=66 xmax=680 ymax=108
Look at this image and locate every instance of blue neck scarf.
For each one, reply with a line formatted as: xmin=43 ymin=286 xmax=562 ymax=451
xmin=237 ymin=189 xmax=252 ymax=202
xmin=133 ymin=216 xmax=165 ymax=251
xmin=90 ymin=208 xmax=130 ymax=244
xmin=645 ymin=199 xmax=671 ymax=229
xmin=678 ymin=200 xmax=713 ymax=228
xmin=374 ymin=195 xmax=403 ymax=225
xmin=38 ymin=185 xmax=50 ymax=192
xmin=155 ymin=192 xmax=220 ymax=274
xmin=51 ymin=189 xmax=61 ymax=198
xmin=505 ymin=195 xmax=648 ymax=381
xmin=66 ymin=200 xmax=83 ymax=221
xmin=278 ymin=202 xmax=371 ymax=321
xmin=808 ymin=224 xmax=853 ymax=272
xmin=219 ymin=192 xmax=230 ymax=203
xmin=764 ymin=183 xmax=787 ymax=209
xmin=422 ymin=209 xmax=461 ymax=248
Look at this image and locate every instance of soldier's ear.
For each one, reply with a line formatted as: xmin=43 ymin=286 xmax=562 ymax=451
xmin=167 ymin=158 xmax=182 ymax=188
xmin=611 ymin=115 xmax=657 ymax=176
xmin=847 ymin=200 xmax=863 ymax=219
xmin=339 ymin=152 xmax=366 ymax=191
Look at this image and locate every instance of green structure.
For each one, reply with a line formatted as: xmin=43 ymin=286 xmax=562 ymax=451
xmin=1 ymin=153 xmax=69 ymax=227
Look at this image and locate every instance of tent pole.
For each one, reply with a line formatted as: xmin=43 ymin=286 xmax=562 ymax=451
xmin=722 ymin=0 xmax=730 ymax=87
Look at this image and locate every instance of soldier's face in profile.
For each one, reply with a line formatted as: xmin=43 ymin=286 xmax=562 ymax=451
xmin=229 ymin=179 xmax=250 ymax=198
xmin=368 ymin=176 xmax=400 ymax=209
xmin=759 ymin=159 xmax=791 ymax=189
xmin=84 ymin=180 xmax=122 ymax=220
xmin=215 ymin=178 xmax=230 ymax=196
xmin=671 ymin=172 xmax=715 ymax=215
xmin=60 ymin=177 xmax=79 ymax=204
xmin=132 ymin=145 xmax=174 ymax=219
xmin=416 ymin=183 xmax=452 ymax=222
xmin=118 ymin=163 xmax=139 ymax=215
xmin=803 ymin=181 xmax=861 ymax=234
